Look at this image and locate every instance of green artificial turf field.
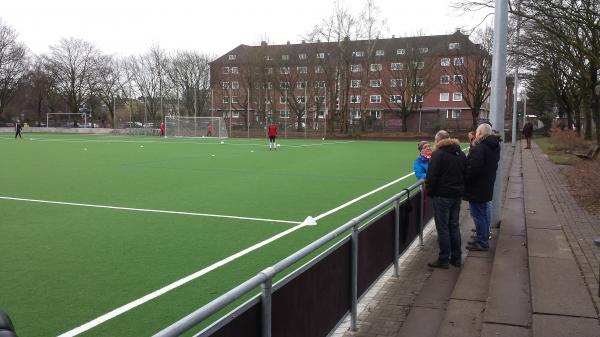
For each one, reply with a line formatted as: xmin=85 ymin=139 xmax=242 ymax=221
xmin=0 ymin=133 xmax=422 ymax=337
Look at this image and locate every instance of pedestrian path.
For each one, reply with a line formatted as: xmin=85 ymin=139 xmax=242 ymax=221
xmin=334 ymin=141 xmax=600 ymax=337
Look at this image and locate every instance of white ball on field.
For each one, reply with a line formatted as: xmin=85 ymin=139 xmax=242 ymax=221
xmin=251 ymin=150 xmax=254 ymax=153
xmin=220 ymin=141 xmax=224 ymax=144
xmin=277 ymin=144 xmax=280 ymax=147
xmin=140 ymin=145 xmax=144 ymax=148
xmin=83 ymin=148 xmax=87 ymax=151
xmin=322 ymin=137 xmax=325 ymax=140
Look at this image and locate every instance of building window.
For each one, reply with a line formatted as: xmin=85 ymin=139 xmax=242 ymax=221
xmin=281 ymin=54 xmax=289 ymax=61
xmin=454 ymin=57 xmax=464 ymax=66
xmin=231 ymin=111 xmax=240 ymax=118
xmin=317 ymin=111 xmax=326 ymax=119
xmin=416 ymin=78 xmax=424 ymax=86
xmin=351 ymin=95 xmax=361 ymax=103
xmin=315 ymin=96 xmax=325 ymax=103
xmin=412 ymin=95 xmax=423 ymax=102
xmin=352 ymin=50 xmax=364 ymax=57
xmin=418 ymin=47 xmax=429 ymax=54
xmin=297 ymin=96 xmax=306 ymax=103
xmin=370 ymin=110 xmax=382 ymax=119
xmin=316 ymin=52 xmax=325 ymax=59
xmin=396 ymin=48 xmax=406 ymax=55
xmin=350 ymin=64 xmax=361 ymax=72
xmin=441 ymin=58 xmax=450 ymax=67
xmin=352 ymin=110 xmax=361 ymax=119
xmin=265 ymin=97 xmax=272 ymax=104
xmin=231 ymin=82 xmax=240 ymax=89
xmin=391 ymin=79 xmax=402 ymax=87
xmin=222 ymin=82 xmax=230 ymax=89
xmin=315 ymin=81 xmax=326 ymax=88
xmin=297 ymin=66 xmax=307 ymax=74
xmin=222 ymin=96 xmax=229 ymax=104
xmin=279 ymin=110 xmax=290 ymax=118
xmin=370 ymin=64 xmax=383 ymax=72
xmin=370 ymin=79 xmax=382 ymax=87
xmin=297 ymin=81 xmax=307 ymax=89
xmin=440 ymin=75 xmax=450 ymax=84
xmin=231 ymin=67 xmax=239 ymax=74
xmin=280 ymin=67 xmax=290 ymax=75
xmin=264 ymin=55 xmax=272 ymax=61
xmin=440 ymin=92 xmax=449 ymax=101
xmin=279 ymin=96 xmax=288 ymax=104
xmin=412 ymin=61 xmax=425 ymax=69
xmin=263 ymin=82 xmax=273 ymax=89
xmin=222 ymin=67 xmax=230 ymax=74
xmin=228 ymin=54 xmax=236 ymax=60
xmin=453 ymin=75 xmax=463 ymax=84
xmin=231 ymin=96 xmax=239 ymax=104
xmin=375 ymin=50 xmax=385 ymax=56
xmin=280 ymin=82 xmax=290 ymax=89
xmin=390 ymin=95 xmax=402 ymax=103
xmin=391 ymin=62 xmax=403 ymax=71
xmin=449 ymin=43 xmax=460 ymax=50
xmin=351 ymin=80 xmax=361 ymax=88
xmin=453 ymin=92 xmax=462 ymax=101
xmin=448 ymin=109 xmax=461 ymax=119
xmin=298 ymin=53 xmax=307 ymax=60
xmin=370 ymin=95 xmax=382 ymax=103
xmin=265 ymin=67 xmax=273 ymax=74
xmin=315 ymin=65 xmax=324 ymax=73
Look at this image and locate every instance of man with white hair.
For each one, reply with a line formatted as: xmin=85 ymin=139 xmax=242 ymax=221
xmin=463 ymin=123 xmax=501 ymax=251
xmin=426 ymin=130 xmax=467 ymax=268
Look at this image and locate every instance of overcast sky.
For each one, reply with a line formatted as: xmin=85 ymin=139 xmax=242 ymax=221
xmin=2 ymin=0 xmax=491 ymax=57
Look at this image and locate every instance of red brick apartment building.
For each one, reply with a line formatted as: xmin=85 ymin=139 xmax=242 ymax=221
xmin=209 ymin=31 xmax=491 ymax=134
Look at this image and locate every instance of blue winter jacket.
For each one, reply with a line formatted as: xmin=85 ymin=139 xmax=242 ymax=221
xmin=413 ymin=155 xmax=429 ymax=180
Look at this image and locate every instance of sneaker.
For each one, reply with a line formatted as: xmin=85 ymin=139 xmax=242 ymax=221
xmin=450 ymin=259 xmax=462 ymax=267
xmin=466 ymin=242 xmax=489 ymax=251
xmin=467 ymin=240 xmax=478 ymax=246
xmin=427 ymin=260 xmax=449 ymax=269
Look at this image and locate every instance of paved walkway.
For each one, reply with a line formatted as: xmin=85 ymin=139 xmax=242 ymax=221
xmin=332 ymin=141 xmax=600 ymax=337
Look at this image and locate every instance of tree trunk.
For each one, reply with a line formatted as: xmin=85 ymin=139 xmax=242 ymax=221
xmin=575 ymin=100 xmax=582 ymax=136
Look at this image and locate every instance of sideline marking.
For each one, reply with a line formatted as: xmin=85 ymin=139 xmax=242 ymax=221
xmin=53 ymin=171 xmax=418 ymax=336
xmin=0 ymin=196 xmax=300 ymax=225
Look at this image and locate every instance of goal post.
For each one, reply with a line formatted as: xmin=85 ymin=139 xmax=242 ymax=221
xmin=164 ymin=116 xmax=228 ymax=138
xmin=46 ymin=113 xmax=88 ymax=128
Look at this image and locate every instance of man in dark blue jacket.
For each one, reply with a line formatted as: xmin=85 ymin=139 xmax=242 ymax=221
xmin=464 ymin=123 xmax=501 ymax=251
xmin=15 ymin=120 xmax=22 ymax=139
xmin=426 ymin=130 xmax=467 ymax=268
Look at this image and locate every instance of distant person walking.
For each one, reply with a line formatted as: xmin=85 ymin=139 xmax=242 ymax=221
xmin=414 ymin=141 xmax=432 ymax=181
xmin=426 ymin=130 xmax=467 ymax=268
xmin=464 ymin=123 xmax=501 ymax=252
xmin=267 ymin=122 xmax=278 ymax=150
xmin=523 ymin=120 xmax=533 ymax=149
xmin=15 ymin=121 xmax=22 ymax=139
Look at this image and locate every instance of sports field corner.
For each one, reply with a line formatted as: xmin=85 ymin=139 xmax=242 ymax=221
xmin=0 ymin=133 xmax=425 ymax=336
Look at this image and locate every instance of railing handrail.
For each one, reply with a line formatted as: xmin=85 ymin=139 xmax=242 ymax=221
xmin=154 ymin=181 xmax=424 ymax=337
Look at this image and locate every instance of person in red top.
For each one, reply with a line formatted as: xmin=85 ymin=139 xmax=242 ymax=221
xmin=159 ymin=122 xmax=165 ymax=137
xmin=267 ymin=122 xmax=278 ymax=150
xmin=206 ymin=122 xmax=213 ymax=137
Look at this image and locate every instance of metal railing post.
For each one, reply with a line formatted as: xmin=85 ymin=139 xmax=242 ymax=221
xmin=419 ymin=185 xmax=425 ymax=246
xmin=393 ymin=200 xmax=400 ymax=277
xmin=350 ymin=225 xmax=358 ymax=331
xmin=261 ymin=278 xmax=273 ymax=337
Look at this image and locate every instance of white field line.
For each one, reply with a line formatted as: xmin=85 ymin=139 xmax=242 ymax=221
xmin=53 ymin=171 xmax=418 ymax=336
xmin=0 ymin=196 xmax=300 ymax=225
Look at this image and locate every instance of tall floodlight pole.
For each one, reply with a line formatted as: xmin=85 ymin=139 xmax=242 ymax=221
xmin=511 ymin=1 xmax=521 ymax=147
xmin=247 ymin=87 xmax=250 ymax=139
xmin=284 ymin=89 xmax=288 ymax=139
xmin=490 ymin=0 xmax=509 ymax=227
xmin=304 ymin=85 xmax=307 ymax=139
xmin=324 ymin=85 xmax=327 ymax=139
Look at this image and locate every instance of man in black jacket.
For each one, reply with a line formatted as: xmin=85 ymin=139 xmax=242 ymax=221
xmin=426 ymin=130 xmax=467 ymax=268
xmin=464 ymin=123 xmax=501 ymax=251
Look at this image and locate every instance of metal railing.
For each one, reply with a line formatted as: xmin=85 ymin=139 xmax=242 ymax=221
xmin=154 ymin=181 xmax=429 ymax=337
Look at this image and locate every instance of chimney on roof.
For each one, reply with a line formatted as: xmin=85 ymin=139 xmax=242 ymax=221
xmin=261 ymin=41 xmax=267 ymax=47
xmin=392 ymin=35 xmax=395 ymax=38
xmin=301 ymin=40 xmax=305 ymax=44
xmin=286 ymin=41 xmax=290 ymax=45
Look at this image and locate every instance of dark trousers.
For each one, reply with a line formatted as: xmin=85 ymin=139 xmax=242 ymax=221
xmin=432 ymin=196 xmax=462 ymax=263
xmin=15 ymin=130 xmax=21 ymax=138
xmin=525 ymin=136 xmax=531 ymax=148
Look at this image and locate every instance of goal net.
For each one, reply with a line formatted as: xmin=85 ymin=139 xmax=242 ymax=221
xmin=165 ymin=116 xmax=228 ymax=138
xmin=46 ymin=113 xmax=89 ymax=128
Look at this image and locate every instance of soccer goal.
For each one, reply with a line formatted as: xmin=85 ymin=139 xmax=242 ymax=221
xmin=46 ymin=113 xmax=89 ymax=128
xmin=164 ymin=116 xmax=228 ymax=138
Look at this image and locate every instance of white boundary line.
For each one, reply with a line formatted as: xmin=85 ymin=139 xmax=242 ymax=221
xmin=54 ymin=172 xmax=418 ymax=336
xmin=0 ymin=196 xmax=300 ymax=225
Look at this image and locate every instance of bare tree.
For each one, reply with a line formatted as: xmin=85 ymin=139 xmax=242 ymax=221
xmin=127 ymin=45 xmax=168 ymax=125
xmin=94 ymin=55 xmax=127 ymax=127
xmin=168 ymin=50 xmax=212 ymax=117
xmin=0 ymin=19 xmax=29 ymax=117
xmin=43 ymin=38 xmax=100 ymax=114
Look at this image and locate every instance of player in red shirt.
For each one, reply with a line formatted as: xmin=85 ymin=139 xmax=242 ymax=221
xmin=267 ymin=122 xmax=278 ymax=150
xmin=206 ymin=123 xmax=213 ymax=137
xmin=159 ymin=122 xmax=165 ymax=137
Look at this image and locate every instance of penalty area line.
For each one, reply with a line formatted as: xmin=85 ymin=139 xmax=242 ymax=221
xmin=0 ymin=196 xmax=300 ymax=225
